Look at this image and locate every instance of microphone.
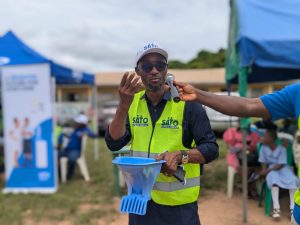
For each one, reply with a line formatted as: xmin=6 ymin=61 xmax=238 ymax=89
xmin=166 ymin=74 xmax=180 ymax=103
xmin=174 ymin=165 xmax=186 ymax=185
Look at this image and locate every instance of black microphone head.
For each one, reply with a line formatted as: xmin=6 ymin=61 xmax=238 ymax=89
xmin=173 ymin=96 xmax=181 ymax=103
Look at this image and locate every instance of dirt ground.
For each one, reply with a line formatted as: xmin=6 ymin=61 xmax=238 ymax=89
xmin=104 ymin=191 xmax=291 ymax=225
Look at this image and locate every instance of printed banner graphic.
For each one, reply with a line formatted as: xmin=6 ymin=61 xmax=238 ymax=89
xmin=1 ymin=63 xmax=57 ymax=193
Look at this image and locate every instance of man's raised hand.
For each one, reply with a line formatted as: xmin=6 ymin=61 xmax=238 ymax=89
xmin=119 ymin=72 xmax=142 ymax=109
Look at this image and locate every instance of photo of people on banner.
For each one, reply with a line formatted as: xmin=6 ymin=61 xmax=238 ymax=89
xmin=9 ymin=117 xmax=34 ymax=168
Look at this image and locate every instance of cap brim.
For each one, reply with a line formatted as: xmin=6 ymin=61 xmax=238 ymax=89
xmin=137 ymin=48 xmax=168 ymax=64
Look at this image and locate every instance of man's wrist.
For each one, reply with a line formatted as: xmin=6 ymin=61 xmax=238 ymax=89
xmin=118 ymin=103 xmax=130 ymax=112
xmin=196 ymin=89 xmax=203 ymax=102
xmin=180 ymin=150 xmax=189 ymax=164
xmin=176 ymin=150 xmax=183 ymax=163
xmin=176 ymin=150 xmax=189 ymax=164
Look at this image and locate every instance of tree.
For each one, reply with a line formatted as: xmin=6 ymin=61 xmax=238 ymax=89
xmin=168 ymin=48 xmax=225 ymax=69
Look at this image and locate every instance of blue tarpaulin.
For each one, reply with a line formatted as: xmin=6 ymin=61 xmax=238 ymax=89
xmin=236 ymin=0 xmax=300 ymax=69
xmin=226 ymin=0 xmax=300 ymax=83
xmin=0 ymin=31 xmax=94 ymax=85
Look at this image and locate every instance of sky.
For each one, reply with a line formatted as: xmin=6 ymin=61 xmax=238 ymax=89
xmin=0 ymin=0 xmax=230 ymax=73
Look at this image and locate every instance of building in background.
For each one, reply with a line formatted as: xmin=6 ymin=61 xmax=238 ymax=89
xmin=55 ymin=68 xmax=299 ymax=134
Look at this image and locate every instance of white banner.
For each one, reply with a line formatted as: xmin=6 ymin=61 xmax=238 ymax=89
xmin=1 ymin=63 xmax=57 ymax=193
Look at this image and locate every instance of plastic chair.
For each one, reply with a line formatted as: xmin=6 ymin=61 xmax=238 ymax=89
xmin=227 ymin=166 xmax=236 ymax=198
xmin=112 ymin=146 xmax=131 ymax=196
xmin=60 ymin=135 xmax=90 ymax=182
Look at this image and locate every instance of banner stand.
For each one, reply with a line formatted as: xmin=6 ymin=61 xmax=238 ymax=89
xmin=1 ymin=63 xmax=57 ymax=194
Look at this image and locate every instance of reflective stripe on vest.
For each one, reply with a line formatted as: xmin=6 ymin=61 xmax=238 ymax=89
xmin=153 ymin=177 xmax=200 ymax=192
xmin=128 ymin=91 xmax=200 ymax=206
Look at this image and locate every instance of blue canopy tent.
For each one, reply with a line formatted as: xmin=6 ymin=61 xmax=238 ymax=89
xmin=225 ymin=0 xmax=300 ymax=222
xmin=0 ymin=31 xmax=99 ymax=163
xmin=0 ymin=31 xmax=94 ymax=85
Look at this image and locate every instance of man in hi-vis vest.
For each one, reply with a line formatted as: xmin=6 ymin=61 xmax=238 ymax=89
xmin=105 ymin=42 xmax=219 ymax=225
xmin=174 ymin=81 xmax=300 ymax=223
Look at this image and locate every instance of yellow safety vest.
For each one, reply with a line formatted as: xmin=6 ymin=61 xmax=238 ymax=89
xmin=296 ymin=188 xmax=300 ymax=206
xmin=128 ymin=91 xmax=200 ymax=206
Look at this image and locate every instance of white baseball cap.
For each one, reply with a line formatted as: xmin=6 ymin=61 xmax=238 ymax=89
xmin=136 ymin=42 xmax=168 ymax=65
xmin=74 ymin=114 xmax=88 ymax=125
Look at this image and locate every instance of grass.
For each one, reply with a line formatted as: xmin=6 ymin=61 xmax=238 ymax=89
xmin=0 ymin=138 xmax=229 ymax=225
xmin=201 ymin=139 xmax=228 ymax=192
xmin=0 ymin=138 xmax=117 ymax=225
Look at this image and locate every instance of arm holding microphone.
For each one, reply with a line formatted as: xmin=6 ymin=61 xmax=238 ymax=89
xmin=173 ymin=80 xmax=271 ymax=119
xmin=156 ymin=78 xmax=215 ymax=177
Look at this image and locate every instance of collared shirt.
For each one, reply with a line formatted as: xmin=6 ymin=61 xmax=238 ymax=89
xmin=105 ymin=91 xmax=219 ymax=163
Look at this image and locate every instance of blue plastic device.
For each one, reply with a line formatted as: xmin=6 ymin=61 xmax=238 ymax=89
xmin=112 ymin=156 xmax=165 ymax=215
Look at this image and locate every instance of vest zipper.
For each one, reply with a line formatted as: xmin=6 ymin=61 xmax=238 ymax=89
xmin=147 ymin=122 xmax=156 ymax=158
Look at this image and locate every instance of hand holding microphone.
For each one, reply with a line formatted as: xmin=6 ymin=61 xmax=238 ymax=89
xmin=166 ymin=74 xmax=180 ymax=103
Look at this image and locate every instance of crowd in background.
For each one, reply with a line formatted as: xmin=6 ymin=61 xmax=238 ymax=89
xmin=223 ymin=118 xmax=300 ymax=219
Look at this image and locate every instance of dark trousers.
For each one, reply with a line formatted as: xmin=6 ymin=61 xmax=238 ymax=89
xmin=58 ymin=149 xmax=81 ymax=179
xmin=129 ymin=200 xmax=201 ymax=225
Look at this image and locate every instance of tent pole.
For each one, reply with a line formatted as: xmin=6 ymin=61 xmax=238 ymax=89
xmin=51 ymin=76 xmax=60 ymax=189
xmin=92 ymin=85 xmax=99 ymax=161
xmin=239 ymin=67 xmax=248 ymax=223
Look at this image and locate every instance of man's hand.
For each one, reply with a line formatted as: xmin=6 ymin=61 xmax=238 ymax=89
xmin=156 ymin=151 xmax=182 ymax=176
xmin=173 ymin=81 xmax=197 ymax=101
xmin=118 ymin=72 xmax=142 ymax=109
xmin=108 ymin=72 xmax=143 ymax=140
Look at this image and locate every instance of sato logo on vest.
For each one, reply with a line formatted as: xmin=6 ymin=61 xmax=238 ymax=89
xmin=132 ymin=115 xmax=149 ymax=127
xmin=161 ymin=117 xmax=179 ymax=129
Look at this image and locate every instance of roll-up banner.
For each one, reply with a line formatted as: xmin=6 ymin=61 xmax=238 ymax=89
xmin=1 ymin=63 xmax=57 ymax=193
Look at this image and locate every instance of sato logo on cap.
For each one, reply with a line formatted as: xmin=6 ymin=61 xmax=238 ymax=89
xmin=143 ymin=43 xmax=159 ymax=51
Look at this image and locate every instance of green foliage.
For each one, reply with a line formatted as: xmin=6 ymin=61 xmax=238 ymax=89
xmin=168 ymin=48 xmax=226 ymax=69
xmin=168 ymin=60 xmax=188 ymax=69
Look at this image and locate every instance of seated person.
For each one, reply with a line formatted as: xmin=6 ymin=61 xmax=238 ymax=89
xmin=259 ymin=129 xmax=300 ymax=219
xmin=223 ymin=125 xmax=261 ymax=171
xmin=58 ymin=114 xmax=97 ymax=180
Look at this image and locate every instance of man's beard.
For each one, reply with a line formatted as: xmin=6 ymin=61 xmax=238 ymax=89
xmin=148 ymin=83 xmax=163 ymax=92
xmin=145 ymin=74 xmax=165 ymax=92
